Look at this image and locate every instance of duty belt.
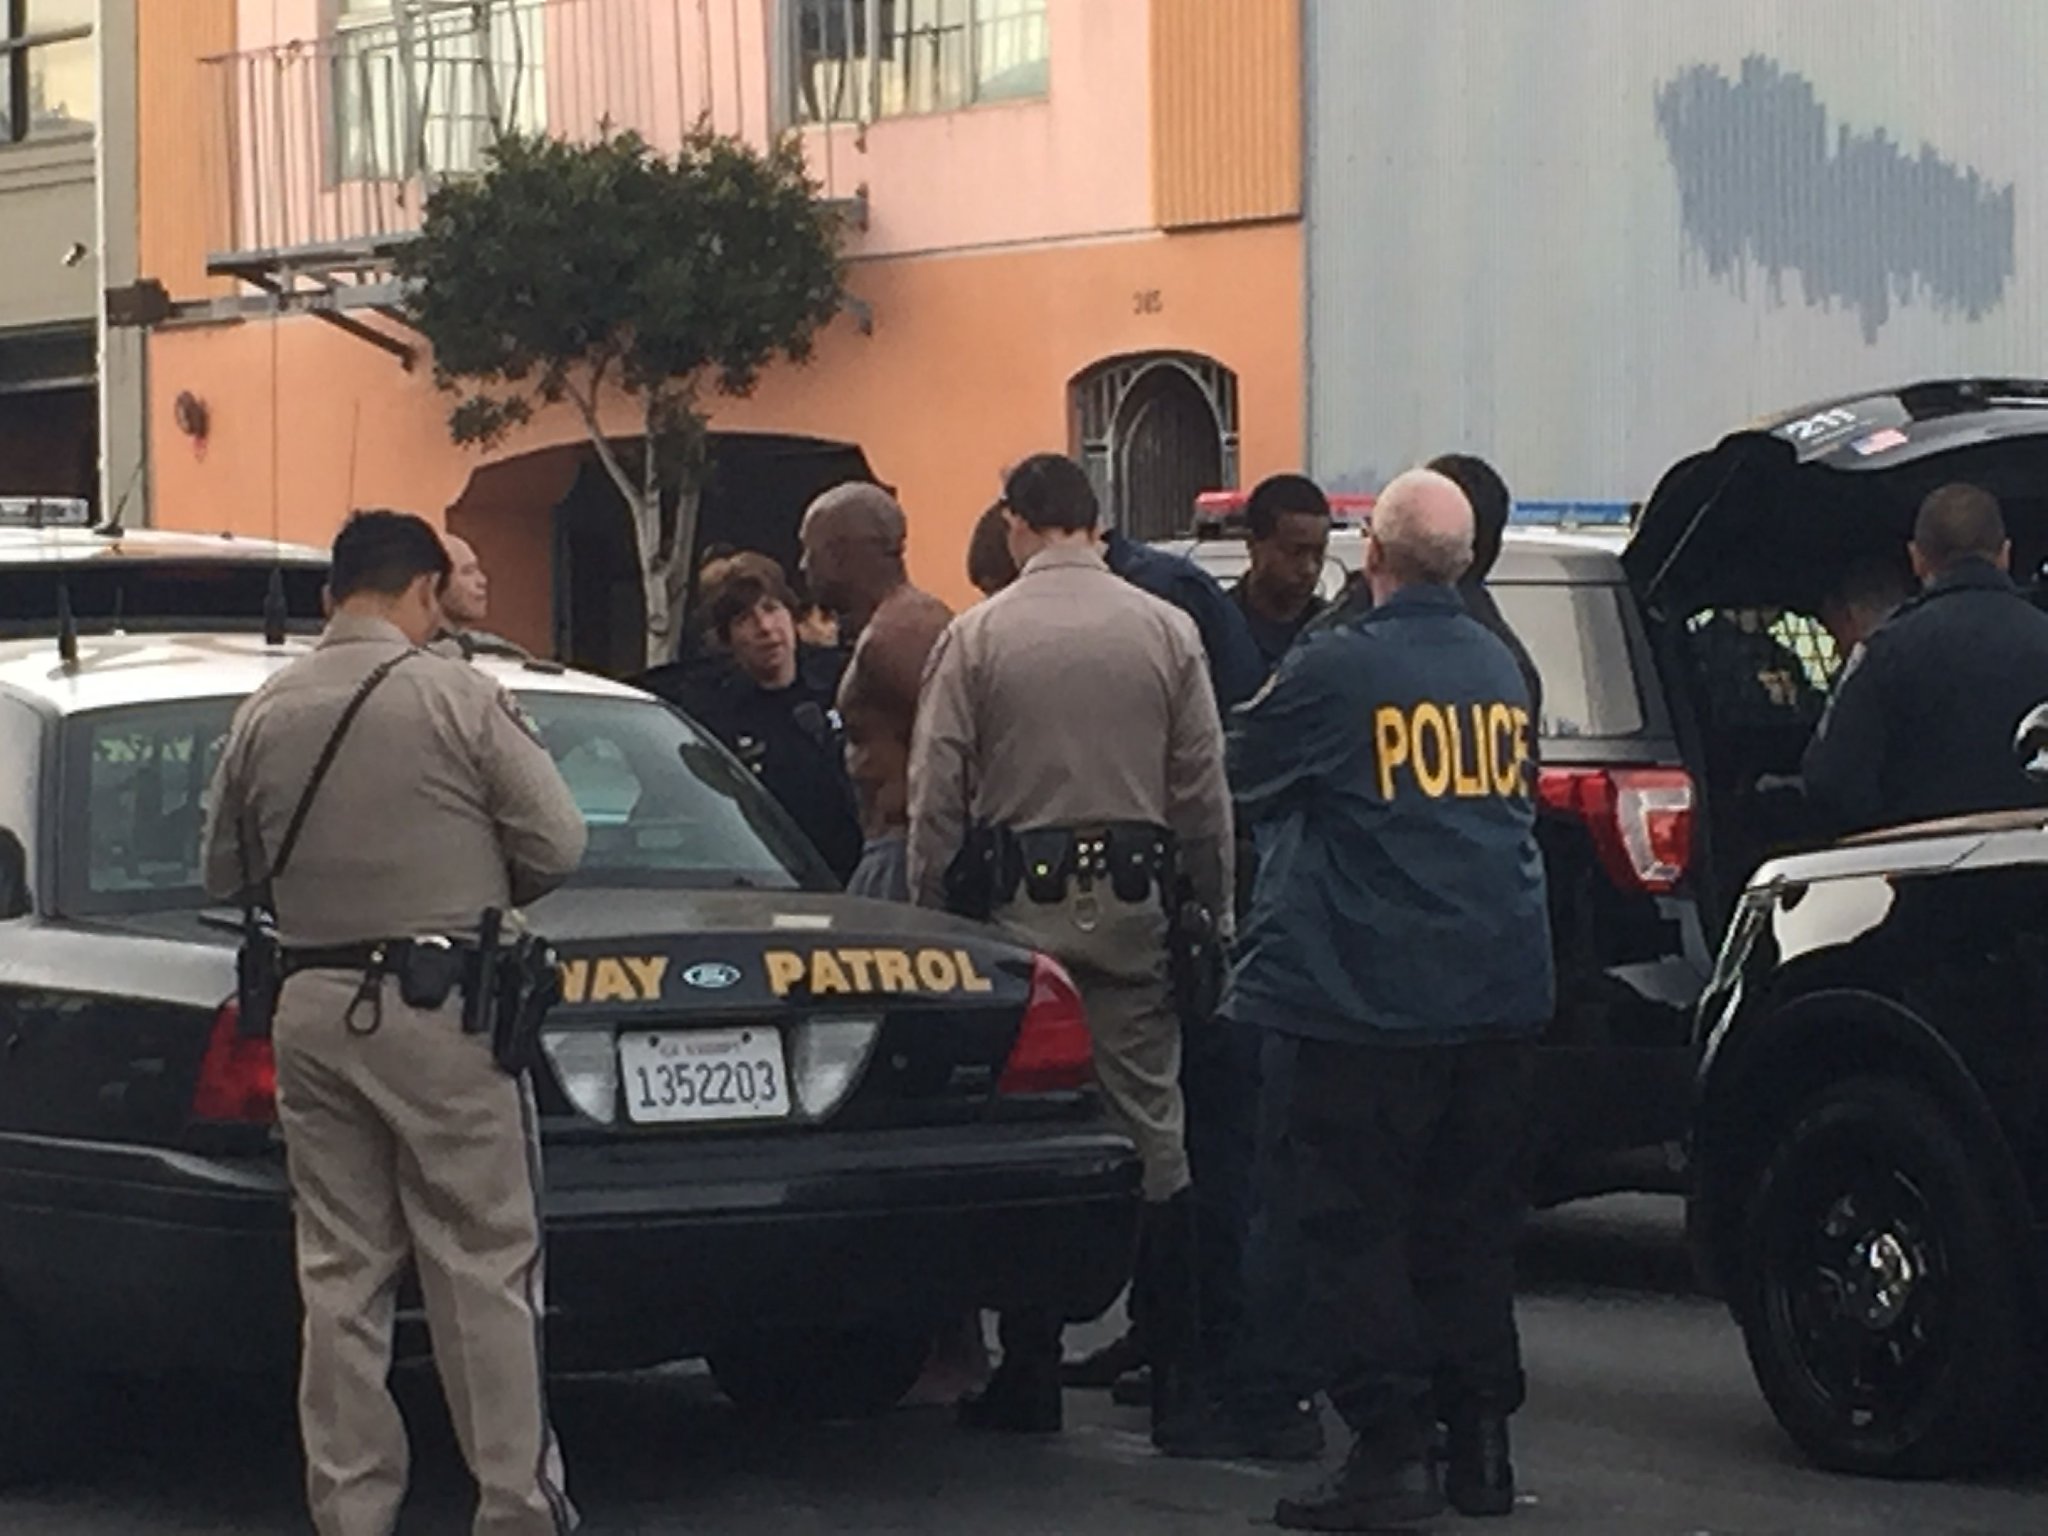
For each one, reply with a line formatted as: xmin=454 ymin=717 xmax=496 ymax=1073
xmin=281 ymin=936 xmax=475 ymax=977
xmin=1004 ymin=822 xmax=1175 ymax=912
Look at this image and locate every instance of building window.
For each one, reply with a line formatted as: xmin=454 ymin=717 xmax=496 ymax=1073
xmin=793 ymin=0 xmax=1048 ymax=126
xmin=1072 ymin=354 xmax=1240 ymax=543
xmin=2 ymin=0 xmax=96 ymax=146
xmin=331 ymin=0 xmax=546 ymax=183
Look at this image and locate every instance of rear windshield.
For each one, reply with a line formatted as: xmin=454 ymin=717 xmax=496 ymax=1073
xmin=58 ymin=690 xmax=825 ymax=916
xmin=0 ymin=563 xmax=330 ymax=637
xmin=1491 ymin=583 xmax=1649 ymax=741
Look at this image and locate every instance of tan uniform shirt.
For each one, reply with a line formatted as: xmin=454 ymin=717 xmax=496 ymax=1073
xmin=906 ymin=542 xmax=1233 ymax=923
xmin=202 ymin=614 xmax=587 ymax=947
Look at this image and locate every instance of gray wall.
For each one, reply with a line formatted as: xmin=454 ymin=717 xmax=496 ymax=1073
xmin=1306 ymin=0 xmax=2048 ymax=500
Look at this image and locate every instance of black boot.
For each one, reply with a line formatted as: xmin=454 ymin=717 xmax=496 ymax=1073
xmin=1136 ymin=1192 xmax=1207 ymax=1442
xmin=1275 ymin=1439 xmax=1445 ymax=1532
xmin=1444 ymin=1414 xmax=1515 ymax=1517
xmin=958 ymin=1310 xmax=1062 ymax=1434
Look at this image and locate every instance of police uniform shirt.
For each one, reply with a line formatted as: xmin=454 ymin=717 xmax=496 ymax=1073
xmin=1804 ymin=558 xmax=2048 ymax=834
xmin=646 ymin=645 xmax=863 ymax=883
xmin=907 ymin=542 xmax=1234 ymax=926
xmin=1226 ymin=584 xmax=1553 ymax=1044
xmin=202 ymin=614 xmax=587 ymax=947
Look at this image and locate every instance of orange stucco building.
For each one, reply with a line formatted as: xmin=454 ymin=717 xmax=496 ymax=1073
xmin=140 ymin=0 xmax=1306 ymax=661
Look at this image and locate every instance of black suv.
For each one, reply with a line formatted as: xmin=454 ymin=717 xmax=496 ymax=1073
xmin=1172 ymin=380 xmax=2048 ymax=1227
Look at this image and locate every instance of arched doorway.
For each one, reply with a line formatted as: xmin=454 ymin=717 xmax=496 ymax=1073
xmin=1071 ymin=353 xmax=1239 ymax=540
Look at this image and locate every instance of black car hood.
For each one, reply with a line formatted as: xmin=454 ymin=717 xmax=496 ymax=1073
xmin=1623 ymin=379 xmax=2048 ymax=614
xmin=87 ymin=886 xmax=1036 ymax=1015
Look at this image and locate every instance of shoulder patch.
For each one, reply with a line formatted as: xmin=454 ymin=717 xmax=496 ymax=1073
xmin=497 ymin=688 xmax=543 ymax=744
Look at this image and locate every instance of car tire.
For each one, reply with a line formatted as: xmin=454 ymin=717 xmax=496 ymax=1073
xmin=1738 ymin=1075 xmax=2034 ymax=1477
xmin=709 ymin=1324 xmax=931 ymax=1422
xmin=0 ymin=1304 xmax=89 ymax=1487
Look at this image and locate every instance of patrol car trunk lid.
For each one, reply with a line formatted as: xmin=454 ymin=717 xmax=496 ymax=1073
xmin=519 ymin=887 xmax=1080 ymax=1137
xmin=1623 ymin=378 xmax=2048 ymax=618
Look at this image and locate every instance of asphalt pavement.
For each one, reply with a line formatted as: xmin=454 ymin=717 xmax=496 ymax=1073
xmin=3 ymin=1196 xmax=2040 ymax=1534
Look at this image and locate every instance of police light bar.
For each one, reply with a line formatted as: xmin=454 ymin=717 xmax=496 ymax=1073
xmin=1508 ymin=500 xmax=1635 ymax=528
xmin=0 ymin=496 xmax=93 ymax=529
xmin=1192 ymin=489 xmax=1377 ymax=533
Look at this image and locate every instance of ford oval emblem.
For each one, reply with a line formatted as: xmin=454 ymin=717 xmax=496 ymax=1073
xmin=683 ymin=962 xmax=742 ymax=991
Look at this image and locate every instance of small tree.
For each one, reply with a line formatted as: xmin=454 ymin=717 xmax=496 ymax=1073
xmin=398 ymin=128 xmax=847 ymax=665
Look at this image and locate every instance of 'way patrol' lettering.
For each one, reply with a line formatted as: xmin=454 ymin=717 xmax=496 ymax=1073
xmin=764 ymin=948 xmax=995 ymax=998
xmin=558 ymin=956 xmax=670 ymax=1006
xmin=1374 ymin=702 xmax=1532 ymax=802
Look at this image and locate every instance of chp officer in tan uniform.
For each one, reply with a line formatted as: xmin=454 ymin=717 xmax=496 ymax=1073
xmin=202 ymin=511 xmax=587 ymax=1536
xmin=908 ymin=453 xmax=1233 ymax=1442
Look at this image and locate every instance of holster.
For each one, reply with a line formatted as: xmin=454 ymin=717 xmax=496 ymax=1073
xmin=1169 ymin=879 xmax=1224 ymax=1030
xmin=943 ymin=821 xmax=1003 ymax=921
xmin=236 ymin=911 xmax=282 ymax=1039
xmin=489 ymin=932 xmax=563 ymax=1077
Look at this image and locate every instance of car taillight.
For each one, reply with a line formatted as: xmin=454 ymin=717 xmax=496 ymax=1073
xmin=190 ymin=1000 xmax=278 ymax=1125
xmin=999 ymin=955 xmax=1094 ymax=1095
xmin=1537 ymin=766 xmax=1695 ymax=895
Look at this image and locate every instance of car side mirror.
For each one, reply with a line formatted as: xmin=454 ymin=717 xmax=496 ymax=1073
xmin=0 ymin=829 xmax=28 ymax=920
xmin=2016 ymin=702 xmax=2048 ymax=784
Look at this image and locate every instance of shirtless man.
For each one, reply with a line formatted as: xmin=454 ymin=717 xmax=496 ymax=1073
xmin=799 ymin=483 xmax=954 ymax=901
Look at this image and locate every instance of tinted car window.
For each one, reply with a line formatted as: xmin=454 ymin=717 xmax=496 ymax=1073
xmin=58 ymin=691 xmax=824 ymax=915
xmin=1491 ymin=583 xmax=1647 ymax=740
xmin=0 ymin=563 xmax=329 ymax=636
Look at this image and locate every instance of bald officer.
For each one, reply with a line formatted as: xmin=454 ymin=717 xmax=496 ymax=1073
xmin=909 ymin=453 xmax=1233 ymax=1441
xmin=1173 ymin=472 xmax=1552 ymax=1532
xmin=203 ymin=511 xmax=586 ymax=1536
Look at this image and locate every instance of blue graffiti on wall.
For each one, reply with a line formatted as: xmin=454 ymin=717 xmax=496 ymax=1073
xmin=1655 ymin=55 xmax=2015 ymax=343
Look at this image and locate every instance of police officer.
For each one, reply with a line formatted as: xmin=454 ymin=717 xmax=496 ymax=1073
xmin=1804 ymin=482 xmax=2048 ymax=835
xmin=908 ymin=452 xmax=1234 ymax=1441
xmin=1168 ymin=471 xmax=1552 ymax=1531
xmin=639 ymin=551 xmax=863 ymax=883
xmin=202 ymin=511 xmax=586 ymax=1536
xmin=429 ymin=532 xmax=530 ymax=660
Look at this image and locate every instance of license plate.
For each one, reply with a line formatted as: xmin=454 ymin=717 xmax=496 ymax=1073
xmin=618 ymin=1027 xmax=791 ymax=1125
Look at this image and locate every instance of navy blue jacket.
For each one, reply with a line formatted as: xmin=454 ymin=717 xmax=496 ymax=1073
xmin=1104 ymin=530 xmax=1265 ymax=711
xmin=1223 ymin=585 xmax=1554 ymax=1045
xmin=1804 ymin=560 xmax=2048 ymax=835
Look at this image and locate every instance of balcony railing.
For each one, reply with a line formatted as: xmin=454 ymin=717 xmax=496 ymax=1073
xmin=204 ymin=0 xmax=792 ymax=272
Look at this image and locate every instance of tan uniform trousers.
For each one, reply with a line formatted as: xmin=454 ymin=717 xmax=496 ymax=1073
xmin=274 ymin=970 xmax=575 ymax=1536
xmin=996 ymin=888 xmax=1190 ymax=1202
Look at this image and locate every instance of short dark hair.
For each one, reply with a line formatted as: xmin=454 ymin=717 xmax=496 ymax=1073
xmin=968 ymin=501 xmax=1020 ymax=595
xmin=330 ymin=510 xmax=452 ymax=602
xmin=1913 ymin=483 xmax=2007 ymax=571
xmin=701 ymin=551 xmax=795 ymax=640
xmin=1244 ymin=474 xmax=1331 ymax=541
xmin=1002 ymin=454 xmax=1099 ymax=534
xmin=1827 ymin=551 xmax=1915 ymax=616
xmin=1426 ymin=453 xmax=1512 ymax=582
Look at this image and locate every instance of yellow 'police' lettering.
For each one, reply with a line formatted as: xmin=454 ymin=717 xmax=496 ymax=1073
xmin=1412 ymin=703 xmax=1453 ymax=798
xmin=559 ymin=958 xmax=590 ymax=1006
xmin=1374 ymin=700 xmax=1533 ymax=803
xmin=1487 ymin=703 xmax=1517 ymax=796
xmin=762 ymin=947 xmax=998 ymax=998
xmin=1449 ymin=705 xmax=1489 ymax=798
xmin=1374 ymin=707 xmax=1410 ymax=801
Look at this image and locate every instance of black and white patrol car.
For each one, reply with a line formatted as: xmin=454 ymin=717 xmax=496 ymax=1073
xmin=0 ymin=616 xmax=1138 ymax=1478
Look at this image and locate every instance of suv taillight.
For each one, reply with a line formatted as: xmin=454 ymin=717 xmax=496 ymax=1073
xmin=190 ymin=1000 xmax=278 ymax=1125
xmin=998 ymin=955 xmax=1094 ymax=1095
xmin=1538 ymin=766 xmax=1695 ymax=895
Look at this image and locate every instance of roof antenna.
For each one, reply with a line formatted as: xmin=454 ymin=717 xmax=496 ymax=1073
xmin=263 ymin=567 xmax=288 ymax=647
xmin=56 ymin=581 xmax=80 ymax=669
